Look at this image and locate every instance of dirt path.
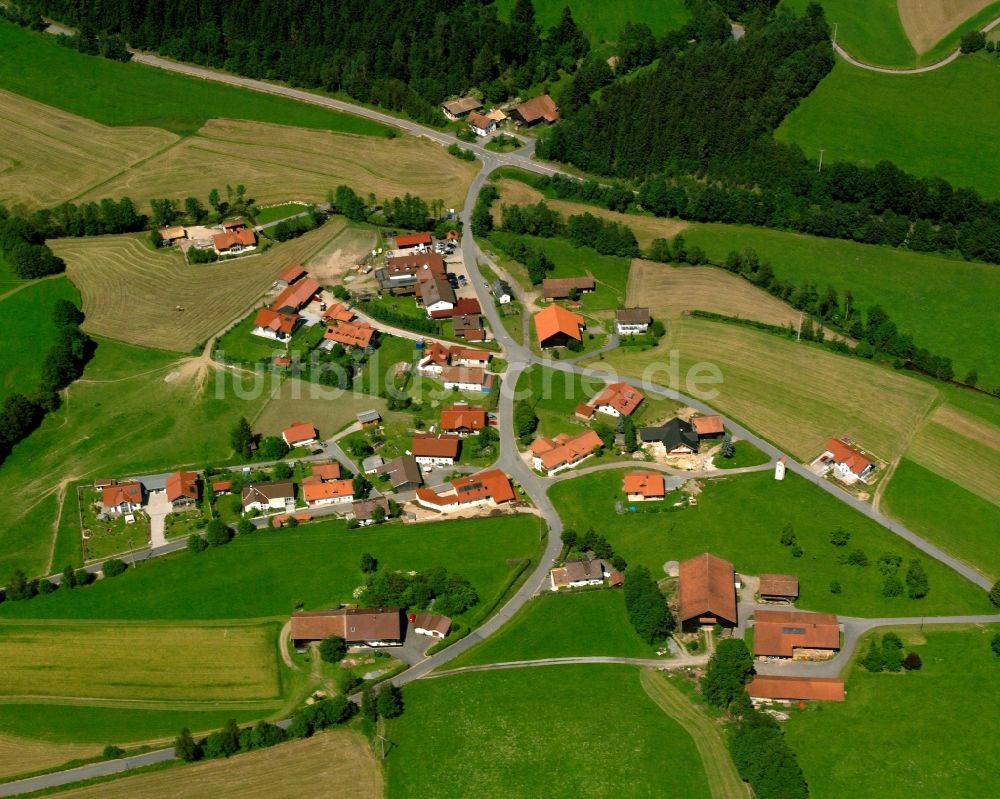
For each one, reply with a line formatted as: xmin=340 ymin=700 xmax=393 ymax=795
xmin=639 ymin=669 xmax=746 ymax=799
xmin=43 ymin=478 xmax=76 ymax=575
xmin=277 ymin=622 xmax=302 ymax=672
xmin=0 ymin=273 xmax=64 ymax=303
xmin=872 ymin=390 xmax=941 ymax=511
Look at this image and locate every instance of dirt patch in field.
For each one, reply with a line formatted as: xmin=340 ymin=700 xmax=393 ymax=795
xmin=305 ymin=227 xmax=377 ymax=285
xmin=0 ymin=89 xmax=179 ymax=208
xmin=79 ymin=118 xmax=477 ymax=209
xmin=56 ymin=730 xmax=382 ymax=799
xmin=898 ymin=0 xmax=996 ymax=53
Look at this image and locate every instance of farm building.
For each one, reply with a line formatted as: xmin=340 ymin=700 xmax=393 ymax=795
xmin=362 ymin=455 xmax=385 ymax=474
xmin=623 ymin=471 xmax=665 ymax=502
xmin=758 ymin=574 xmax=799 ymax=602
xmin=467 ymin=111 xmax=496 ymax=137
xmin=414 ymin=468 xmax=515 ymax=512
xmin=677 ymin=552 xmax=738 ymax=631
xmin=441 ymin=96 xmax=482 ymax=120
xmin=753 ymin=610 xmax=840 ymax=660
xmin=530 ymin=430 xmax=603 ymax=476
xmin=692 ymin=415 xmax=725 ymax=438
xmin=165 ymin=471 xmax=199 ymax=508
xmin=549 ymin=558 xmax=611 ymax=591
xmin=377 ymin=455 xmax=423 ymax=490
xmin=276 ymin=262 xmax=305 ymax=287
xmin=241 ymin=481 xmax=295 ymax=513
xmin=418 ymin=278 xmax=457 ymax=317
xmin=431 ymin=297 xmax=483 ymax=321
xmin=351 ymin=497 xmax=391 ymax=526
xmin=574 ymin=403 xmax=594 ymax=421
xmin=357 ymin=409 xmax=382 ymax=427
xmin=289 ymin=607 xmax=404 ymax=647
xmin=303 ymin=479 xmax=354 ymax=508
xmin=212 ymin=227 xmax=256 ymax=256
xmin=394 ymin=232 xmax=432 ymax=251
xmin=592 ymin=382 xmax=644 ymax=418
xmin=748 ymin=676 xmax=845 ymax=704
xmin=533 ymin=304 xmax=584 ymax=348
xmin=491 ymin=279 xmax=513 ymax=303
xmin=322 ymin=320 xmax=374 ymax=349
xmin=419 ymin=342 xmax=491 ymax=374
xmin=158 ymin=225 xmax=186 ymax=245
xmin=323 ymin=302 xmax=355 ymax=324
xmin=272 ymin=277 xmax=321 ymax=313
xmin=101 ymin=481 xmax=145 ymax=515
xmin=511 ymin=94 xmax=559 ymax=126
xmin=820 ymin=438 xmax=874 ymax=482
xmin=251 ymin=308 xmax=300 ymax=341
xmin=282 ymin=421 xmax=319 ymax=448
xmin=440 ymin=403 xmax=487 ymax=435
xmin=411 ymin=434 xmax=461 ymax=466
xmin=615 ymin=307 xmax=650 ymax=335
xmin=542 ymin=276 xmax=595 ymax=300
xmin=412 ymin=612 xmax=452 ymax=639
xmin=221 ymin=219 xmax=246 ymax=232
xmin=385 ymin=251 xmax=446 ymax=282
xmin=640 ymin=418 xmax=699 ymax=456
xmin=440 ymin=366 xmax=494 ymax=393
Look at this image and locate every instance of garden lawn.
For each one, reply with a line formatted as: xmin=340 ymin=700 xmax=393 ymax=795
xmin=549 ymin=469 xmax=993 ymax=617
xmin=0 ymin=21 xmax=392 ymax=137
xmin=386 ymin=664 xmax=710 ymax=799
xmin=784 ymin=624 xmax=1000 ymax=799
xmin=882 ymin=459 xmax=1000 ymax=582
xmin=711 ymin=438 xmax=770 ymax=469
xmin=682 ymin=223 xmax=1000 ymax=388
xmin=253 ymin=203 xmax=311 ymax=225
xmin=356 ymin=334 xmax=417 ymax=396
xmin=0 ymin=515 xmax=543 ymax=621
xmin=515 ymin=363 xmax=608 ymax=437
xmin=215 ymin=313 xmax=291 ymax=365
xmin=492 ymin=0 xmax=690 ymax=43
xmin=777 ymin=57 xmax=1000 ymax=198
xmin=0 ymin=276 xmax=80 ymax=402
xmin=445 ymin=589 xmax=657 ymax=668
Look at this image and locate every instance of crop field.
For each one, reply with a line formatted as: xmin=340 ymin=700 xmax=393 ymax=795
xmin=0 ymin=276 xmax=80 ymax=402
xmin=51 ymin=221 xmax=346 ymax=352
xmin=0 ymin=733 xmax=97 ymax=781
xmin=682 ymin=223 xmax=1000 ymax=388
xmin=898 ymin=0 xmax=1000 ymax=54
xmin=0 ymin=90 xmax=178 ymax=208
xmin=0 ymin=21 xmax=391 ymax=138
xmin=59 ymin=730 xmax=381 ymax=799
xmin=445 ymin=590 xmax=656 ymax=668
xmin=626 ymin=261 xmax=806 ymax=328
xmin=550 ymin=469 xmax=993 ymax=617
xmin=0 ymin=621 xmax=280 ymax=703
xmin=777 ymin=58 xmax=1000 ymax=198
xmin=79 ymin=118 xmax=476 ymax=210
xmin=785 ymin=624 xmax=1000 ymax=799
xmin=492 ymin=0 xmax=689 ymax=43
xmin=387 ymin=664 xmax=711 ymax=799
xmin=0 ymin=338 xmax=271 ymax=575
xmin=593 ymin=316 xmax=938 ymax=463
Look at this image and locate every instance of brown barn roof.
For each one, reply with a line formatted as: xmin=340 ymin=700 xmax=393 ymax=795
xmin=748 ymin=675 xmax=845 ymax=702
xmin=442 ymin=97 xmax=481 ymax=116
xmin=542 ymin=276 xmax=595 ymax=299
xmin=616 ymin=307 xmax=651 ymax=324
xmin=678 ymin=552 xmax=738 ymax=626
xmin=758 ymin=573 xmax=799 ymax=598
xmin=412 ymin=612 xmax=452 ymax=635
xmin=692 ymin=415 xmax=725 ymax=436
xmin=411 ymin=434 xmax=461 ymax=459
xmin=289 ymin=608 xmax=402 ymax=643
xmin=514 ymin=94 xmax=559 ymax=124
xmin=272 ymin=277 xmax=320 ymax=312
xmin=753 ymin=610 xmax=840 ymax=658
xmin=278 ymin=263 xmax=305 ymax=284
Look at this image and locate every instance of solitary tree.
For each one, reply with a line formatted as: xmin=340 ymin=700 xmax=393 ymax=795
xmin=318 ymin=635 xmax=347 ymax=664
xmin=903 ymin=652 xmax=923 ymax=670
xmin=230 ymin=417 xmax=254 ymax=459
xmin=701 ymin=639 xmax=754 ymax=709
xmin=720 ymin=433 xmax=735 ymax=458
xmin=360 ymin=552 xmax=379 ymax=573
xmin=905 ymin=559 xmax=929 ymax=598
xmin=205 ymin=519 xmax=232 ymax=547
xmin=830 ymin=528 xmax=850 ymax=547
xmin=376 ymin=684 xmax=404 ymax=719
xmin=560 ymin=528 xmax=578 ymax=550
xmin=236 ymin=519 xmax=255 ymax=536
xmin=272 ymin=462 xmax=292 ymax=480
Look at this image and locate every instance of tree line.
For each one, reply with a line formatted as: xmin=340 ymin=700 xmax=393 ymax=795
xmin=0 ymin=207 xmax=65 ymax=279
xmin=499 ymin=201 xmax=641 ymax=257
xmin=3 ymin=555 xmax=127 ymax=602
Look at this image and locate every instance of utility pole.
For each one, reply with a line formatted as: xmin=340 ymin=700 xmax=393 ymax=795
xmin=818 ymin=148 xmax=825 ymax=172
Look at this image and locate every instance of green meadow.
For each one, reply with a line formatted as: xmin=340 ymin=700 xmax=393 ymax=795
xmin=777 ymin=57 xmax=1000 ymax=198
xmin=0 ymin=21 xmax=392 ymax=137
xmin=782 ymin=0 xmax=915 ymax=65
xmin=387 ymin=664 xmax=711 ymax=799
xmin=550 ymin=469 xmax=993 ymax=617
xmin=492 ymin=0 xmax=689 ymax=44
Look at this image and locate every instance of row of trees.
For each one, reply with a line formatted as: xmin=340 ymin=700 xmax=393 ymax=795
xmin=3 ymin=556 xmax=127 ymax=603
xmin=499 ymin=201 xmax=641 ymax=258
xmin=16 ymin=197 xmax=144 ymax=240
xmin=623 ymin=565 xmax=675 ymax=643
xmin=861 ymin=632 xmax=921 ymax=673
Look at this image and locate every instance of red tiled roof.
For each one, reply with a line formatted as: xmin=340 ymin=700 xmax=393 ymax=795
xmin=222 ymin=218 xmax=246 ymax=231
xmin=290 ymin=608 xmax=402 ymax=643
xmin=753 ymin=610 xmax=840 ymax=658
xmin=165 ymin=471 xmax=199 ymax=503
xmin=748 ymin=675 xmax=845 ymax=702
xmin=278 ymin=263 xmax=305 ymax=284
xmin=282 ymin=421 xmax=318 ymax=446
xmin=451 ymin=468 xmax=515 ymax=503
xmin=272 ymin=277 xmax=320 ymax=311
xmin=623 ymin=471 xmax=665 ymax=498
xmin=213 ymin=228 xmax=256 ymax=251
xmin=594 ymin=382 xmax=644 ymax=416
xmin=758 ymin=574 xmax=799 ymax=598
xmin=542 ymin=276 xmax=594 ymax=299
xmin=678 ymin=553 xmax=737 ymax=626
xmin=411 ymin=434 xmax=461 ymax=458
xmin=303 ymin=479 xmax=354 ymax=503
xmin=467 ymin=111 xmax=493 ymax=130
xmin=534 ymin=304 xmax=584 ymax=344
xmin=253 ymin=308 xmax=299 ymax=336
xmin=452 ymin=298 xmax=482 ymax=317
xmin=514 ymin=94 xmax=559 ymax=124
xmin=450 ymin=344 xmax=489 ymax=363
xmin=386 ymin=251 xmax=445 ymax=279
xmin=575 ymin=403 xmax=594 ymax=419
xmin=324 ymin=320 xmax=374 ymax=348
xmin=394 ymin=232 xmax=432 ymax=248
xmin=537 ymin=430 xmax=602 ymax=471
xmin=310 ymin=462 xmax=342 ymax=481
xmin=102 ymin=481 xmax=143 ymax=507
xmin=440 ymin=403 xmax=487 ymax=432
xmin=824 ymin=438 xmax=872 ymax=476
xmin=692 ymin=415 xmax=725 ymax=436
xmin=273 ymin=355 xmax=292 ymax=367
xmin=323 ymin=303 xmax=355 ymax=323
xmin=212 ymin=480 xmax=232 ymax=493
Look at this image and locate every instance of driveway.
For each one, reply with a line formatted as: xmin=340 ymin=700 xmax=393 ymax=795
xmin=144 ymin=490 xmax=171 ymax=548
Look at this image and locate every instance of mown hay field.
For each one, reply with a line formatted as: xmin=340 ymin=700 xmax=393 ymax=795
xmin=58 ymin=730 xmax=382 ymax=799
xmin=80 ymin=118 xmax=477 ymax=209
xmin=591 ymin=317 xmax=938 ymax=461
xmin=0 ymin=621 xmax=280 ymax=702
xmin=0 ymin=89 xmax=178 ymax=208
xmin=51 ymin=221 xmax=346 ymax=352
xmin=492 ymin=178 xmax=688 ymax=248
xmin=898 ymin=0 xmax=1000 ymax=53
xmin=0 ymin=733 xmax=97 ymax=781
xmin=627 ymin=260 xmax=806 ymax=327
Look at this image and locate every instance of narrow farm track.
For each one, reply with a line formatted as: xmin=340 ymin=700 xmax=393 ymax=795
xmin=639 ymin=670 xmax=746 ymax=799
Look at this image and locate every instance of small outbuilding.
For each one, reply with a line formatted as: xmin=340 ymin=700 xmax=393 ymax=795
xmin=758 ymin=573 xmax=799 ymax=602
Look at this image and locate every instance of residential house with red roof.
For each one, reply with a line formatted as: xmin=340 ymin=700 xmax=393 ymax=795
xmin=820 ymin=438 xmax=874 ymax=482
xmin=467 ymin=111 xmax=497 ymax=137
xmin=548 ymin=558 xmax=613 ymax=591
xmin=323 ymin=320 xmax=374 ymax=349
xmin=678 ymin=552 xmax=738 ymax=631
xmin=212 ymin=227 xmax=256 ymax=255
xmin=165 ymin=471 xmax=199 ymax=509
xmin=290 ymin=607 xmax=403 ymax=648
xmin=411 ymin=434 xmax=461 ymax=466
xmin=323 ymin=303 xmax=355 ymax=324
xmin=592 ymin=382 xmax=644 ymax=418
xmin=533 ymin=304 xmax=584 ymax=348
xmin=530 ymin=430 xmax=603 ymax=476
xmin=101 ymin=481 xmax=145 ymax=515
xmin=440 ymin=403 xmax=487 ymax=435
xmin=414 ymin=468 xmax=515 ymax=512
xmin=251 ymin=308 xmax=300 ymax=341
xmin=440 ymin=366 xmax=494 ymax=393
xmin=511 ymin=94 xmax=559 ymax=126
xmin=623 ymin=471 xmax=665 ymax=502
xmin=282 ymin=421 xmax=318 ymax=448
xmin=303 ymin=478 xmax=354 ymax=508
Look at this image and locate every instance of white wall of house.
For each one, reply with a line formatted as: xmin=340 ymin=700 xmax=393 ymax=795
xmin=424 ymin=300 xmax=455 ymax=317
xmin=414 ymin=454 xmax=456 ymax=466
xmin=442 ymin=379 xmax=481 ymax=392
xmin=307 ymin=494 xmax=353 ymax=508
xmin=595 ymin=403 xmax=621 ymax=418
xmin=251 ymin=326 xmax=286 ymax=341
xmin=415 ymin=626 xmax=447 ymax=638
xmin=542 ymin=452 xmax=596 ymax=477
xmin=616 ymin=322 xmax=649 ymax=335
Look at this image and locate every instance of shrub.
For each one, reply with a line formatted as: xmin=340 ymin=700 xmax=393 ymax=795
xmin=829 ymin=580 xmax=842 ymax=594
xmin=862 ymin=639 xmax=884 ymax=672
xmin=903 ymin=652 xmax=922 ymax=670
xmin=102 ymin=558 xmax=127 ymax=578
xmin=205 ymin=519 xmax=232 ymax=547
xmin=882 ymin=573 xmax=903 ymax=597
xmin=236 ymin=519 xmax=255 ymax=536
xmin=991 ymin=632 xmax=1000 ymax=658
xmin=318 ymin=635 xmax=347 ymax=664
xmin=829 ymin=528 xmax=850 ymax=547
xmin=187 ymin=533 xmax=208 ymax=553
xmin=846 ymin=548 xmax=868 ymax=567
xmin=102 ymin=745 xmax=125 ymax=759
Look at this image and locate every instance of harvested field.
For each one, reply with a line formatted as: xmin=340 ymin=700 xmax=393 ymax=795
xmin=899 ymin=0 xmax=998 ymax=52
xmin=592 ymin=317 xmax=938 ymax=461
xmin=493 ymin=178 xmax=688 ymax=248
xmin=627 ymin=261 xmax=808 ymax=328
xmin=80 ymin=118 xmax=477 ymax=209
xmin=906 ymin=404 xmax=1000 ymax=505
xmin=51 ymin=221 xmax=346 ymax=352
xmin=0 ymin=734 xmax=97 ymax=781
xmin=57 ymin=730 xmax=382 ymax=799
xmin=0 ymin=89 xmax=178 ymax=208
xmin=0 ymin=621 xmax=280 ymax=702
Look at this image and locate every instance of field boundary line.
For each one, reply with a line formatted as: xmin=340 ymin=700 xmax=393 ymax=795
xmin=66 ymin=136 xmax=185 ymax=205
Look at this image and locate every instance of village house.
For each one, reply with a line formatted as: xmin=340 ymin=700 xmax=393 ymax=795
xmin=418 ymin=342 xmax=491 ymax=375
xmin=377 ymin=455 xmax=423 ymax=491
xmin=491 ymin=279 xmax=513 ymax=303
xmin=414 ymin=468 xmax=516 ymax=512
xmin=386 ymin=251 xmax=447 ymax=283
xmin=357 ymin=409 xmax=382 ymax=428
xmin=323 ymin=302 xmax=355 ymax=324
xmin=820 ymin=438 xmax=874 ymax=482
xmin=289 ymin=607 xmax=403 ymax=648
xmin=212 ymin=479 xmax=232 ymax=496
xmin=394 ymin=232 xmax=433 ymax=251
xmin=623 ymin=471 xmax=665 ymax=502
xmin=753 ymin=610 xmax=840 ymax=660
xmin=303 ymin=461 xmax=342 ymax=484
xmin=592 ymin=382 xmax=644 ymax=418
xmin=440 ymin=403 xmax=487 ymax=435
xmin=165 ymin=471 xmax=199 ymax=509
xmin=677 ymin=552 xmax=738 ymax=631
xmin=511 ymin=94 xmax=559 ymax=126
xmin=276 ymin=262 xmax=306 ymax=288
xmin=322 ymin=320 xmax=375 ymax=349
xmin=362 ymin=455 xmax=385 ymax=474
xmin=412 ymin=612 xmax=452 ymax=639
xmin=212 ymin=227 xmax=256 ymax=256
xmin=640 ymin=418 xmax=699 ymax=456
xmin=534 ymin=304 xmax=584 ymax=348
xmin=241 ymin=481 xmax=295 ymax=513
xmin=431 ymin=297 xmax=482 ymax=321
xmin=101 ymin=481 xmax=145 ymax=515
xmin=351 ymin=497 xmax=391 ymax=526
xmin=692 ymin=415 xmax=725 ymax=439
xmin=441 ymin=96 xmax=482 ymax=121
xmin=748 ymin=675 xmax=845 ymax=704
xmin=272 ymin=277 xmax=321 ymax=313
xmin=758 ymin=573 xmax=799 ymax=602
xmin=451 ymin=312 xmax=488 ymax=341
xmin=411 ymin=434 xmax=461 ymax=467
xmin=418 ymin=278 xmax=457 ymax=317
xmin=615 ymin=307 xmax=651 ymax=335
xmin=531 ymin=430 xmax=603 ymax=476
xmin=467 ymin=111 xmax=497 ymax=137
xmin=303 ymin=478 xmax=354 ymax=508
xmin=542 ymin=276 xmax=595 ymax=301
xmin=251 ymin=308 xmax=301 ymax=341
xmin=440 ymin=365 xmax=494 ymax=393
xmin=548 ymin=558 xmax=616 ymax=591
xmin=282 ymin=421 xmax=319 ymax=448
